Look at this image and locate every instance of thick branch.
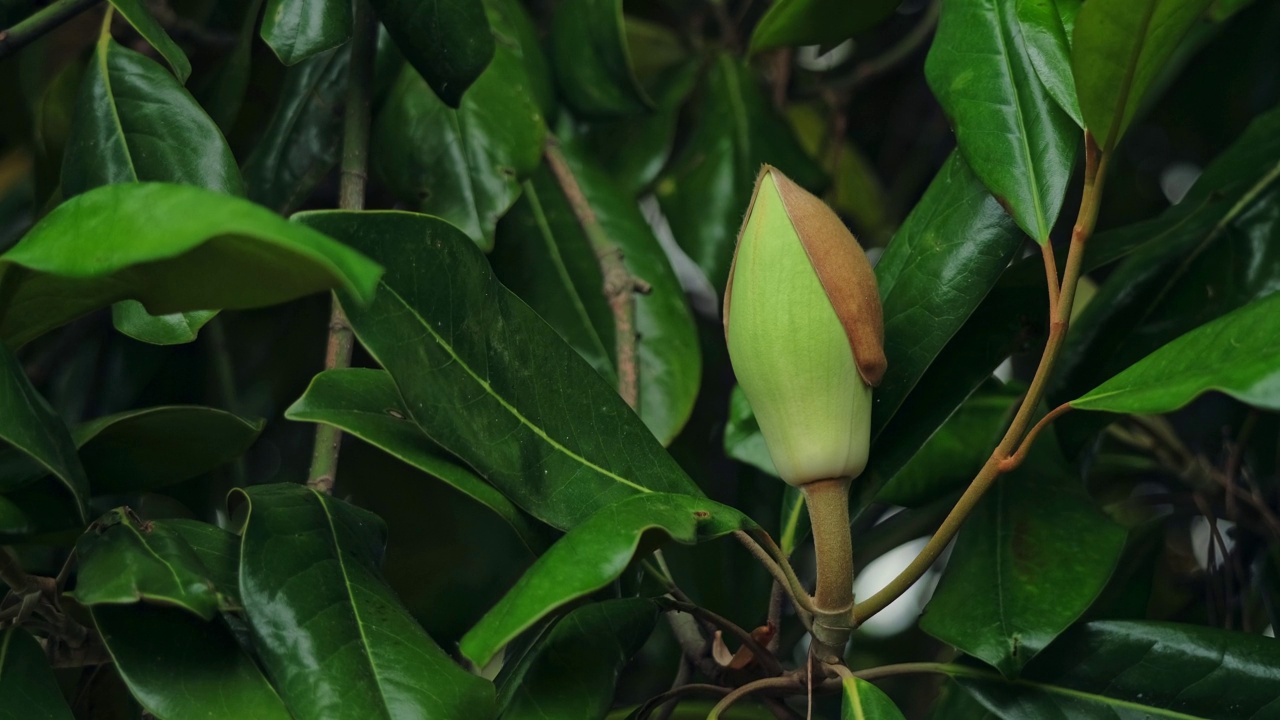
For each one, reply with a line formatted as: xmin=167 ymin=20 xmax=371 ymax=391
xmin=0 ymin=0 xmax=100 ymax=59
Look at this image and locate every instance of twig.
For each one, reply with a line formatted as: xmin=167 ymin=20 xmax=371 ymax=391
xmin=307 ymin=0 xmax=377 ymax=493
xmin=0 ymin=547 xmax=37 ymax=595
xmin=998 ymin=402 xmax=1072 ymax=473
xmin=850 ymin=132 xmax=1109 ymax=625
xmin=766 ymin=580 xmax=784 ymax=653
xmin=653 ymin=658 xmax=691 ymax=720
xmin=657 ymin=597 xmax=784 ymax=676
xmin=707 ymin=676 xmax=805 ymax=720
xmin=543 ymin=138 xmax=650 ymax=409
xmin=631 ymin=684 xmax=730 ymax=720
xmin=734 ymin=530 xmax=817 ymax=619
xmin=1041 ymin=241 xmax=1061 ymax=314
xmin=0 ymin=0 xmax=101 ymax=59
xmin=835 ymin=0 xmax=940 ymax=91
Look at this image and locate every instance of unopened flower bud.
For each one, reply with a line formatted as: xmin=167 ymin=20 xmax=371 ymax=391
xmin=724 ymin=165 xmax=885 ymax=487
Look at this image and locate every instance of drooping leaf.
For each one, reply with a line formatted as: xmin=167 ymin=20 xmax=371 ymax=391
xmin=950 ymin=620 xmax=1280 ymax=718
xmin=108 ymin=0 xmax=191 ymax=82
xmin=841 ymin=675 xmax=906 ymax=720
xmin=1016 ymin=0 xmax=1083 ymax=125
xmin=872 ymin=152 xmax=1022 ymax=437
xmin=0 ymin=628 xmax=75 ymax=720
xmin=371 ymin=0 xmax=546 ymax=252
xmin=93 ymin=605 xmax=292 ymax=720
xmin=242 ymin=47 xmax=347 ymax=214
xmin=1072 ymin=0 xmax=1214 ymax=151
xmin=920 ymin=438 xmax=1126 ymax=677
xmin=109 ymin=304 xmax=218 ymax=345
xmin=0 ymin=343 xmax=87 ymax=521
xmin=236 ymin=483 xmax=496 ymax=719
xmin=295 ymin=211 xmax=702 ymax=530
xmin=1073 ymin=291 xmax=1280 ymax=414
xmin=548 ymin=0 xmax=651 ymax=117
xmin=460 ymin=492 xmax=756 ymax=667
xmin=70 ymin=508 xmax=226 ymax=618
xmin=285 ymin=368 xmax=551 ymax=554
xmin=496 ymin=598 xmax=658 ymax=720
xmin=0 ymin=182 xmax=382 ymax=348
xmin=371 ymin=0 xmax=494 ymax=108
xmin=1053 ymin=104 xmax=1280 ymax=429
xmin=491 ymin=140 xmax=700 ymax=445
xmin=656 ymin=53 xmax=825 ymax=293
xmin=750 ymin=0 xmax=900 ymax=52
xmin=926 ymin=0 xmax=1078 ymax=243
xmin=875 ymin=381 xmax=1020 ymax=507
xmin=260 ymin=0 xmax=352 ymax=66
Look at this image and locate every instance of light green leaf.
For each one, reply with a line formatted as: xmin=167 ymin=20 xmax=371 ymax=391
xmin=842 ymin=675 xmax=906 ymax=720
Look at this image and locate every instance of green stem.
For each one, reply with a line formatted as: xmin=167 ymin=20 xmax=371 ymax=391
xmin=307 ymin=0 xmax=377 ymax=493
xmin=850 ymin=132 xmax=1109 ymax=625
xmin=0 ymin=0 xmax=101 ymax=59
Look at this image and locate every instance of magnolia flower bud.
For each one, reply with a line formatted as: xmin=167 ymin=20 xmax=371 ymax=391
xmin=723 ymin=165 xmax=885 ymax=487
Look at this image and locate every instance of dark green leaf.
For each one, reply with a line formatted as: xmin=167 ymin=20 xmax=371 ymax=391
xmin=875 ymin=381 xmax=1019 ymax=507
xmin=0 ymin=628 xmax=75 ymax=720
xmin=108 ymin=0 xmax=191 ymax=82
xmin=460 ymin=492 xmax=756 ymax=666
xmin=71 ymin=508 xmax=224 ymax=618
xmin=296 ymin=211 xmax=702 ymax=529
xmin=158 ymin=519 xmax=240 ymax=606
xmin=236 ymin=483 xmax=495 ymax=719
xmin=371 ymin=3 xmax=546 ymax=252
xmin=93 ymin=605 xmax=292 ymax=720
xmin=749 ymin=0 xmax=899 ymax=52
xmin=951 ymin=620 xmax=1280 ymax=718
xmin=920 ymin=439 xmax=1126 ymax=676
xmin=549 ymin=0 xmax=651 ymax=117
xmin=109 ymin=304 xmax=217 ymax=345
xmin=0 ymin=183 xmax=382 ymax=348
xmin=0 ymin=343 xmax=87 ymax=521
xmin=497 ymin=598 xmax=658 ymax=720
xmin=842 ymin=675 xmax=905 ymax=720
xmin=491 ymin=140 xmax=700 ymax=444
xmin=285 ymin=368 xmax=551 ymax=554
xmin=656 ymin=53 xmax=825 ymax=293
xmin=724 ymin=385 xmax=776 ymax=477
xmin=1072 ymin=0 xmax=1214 ymax=151
xmin=242 ymin=47 xmax=347 ymax=214
xmin=1053 ymin=104 xmax=1280 ymax=422
xmin=371 ymin=0 xmax=494 ymax=108
xmin=62 ymin=37 xmax=243 ymax=198
xmin=1073 ymin=291 xmax=1280 ymax=413
xmin=487 ymin=0 xmax=555 ymax=120
xmin=926 ymin=0 xmax=1078 ymax=243
xmin=1016 ymin=0 xmax=1083 ymax=125
xmin=872 ymin=152 xmax=1022 ymax=437
xmin=261 ymin=0 xmax=352 ymax=66
xmin=194 ymin=0 xmax=265 ymax=132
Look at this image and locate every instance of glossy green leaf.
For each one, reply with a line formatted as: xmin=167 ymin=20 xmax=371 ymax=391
xmin=491 ymin=141 xmax=700 ymax=445
xmin=875 ymin=381 xmax=1020 ymax=507
xmin=194 ymin=0 xmax=265 ymax=132
xmin=110 ymin=304 xmax=217 ymax=345
xmin=950 ymin=620 xmax=1280 ymax=717
xmin=656 ymin=53 xmax=825 ymax=293
xmin=0 ymin=343 xmax=87 ymax=520
xmin=1072 ymin=0 xmax=1213 ymax=151
xmin=920 ymin=438 xmax=1126 ymax=676
xmin=93 ymin=605 xmax=292 ymax=720
xmin=372 ymin=2 xmax=546 ymax=252
xmin=242 ymin=47 xmax=347 ymax=214
xmin=497 ymin=598 xmax=658 ymax=720
xmin=108 ymin=0 xmax=191 ymax=82
xmin=488 ymin=0 xmax=556 ymax=119
xmin=842 ymin=675 xmax=905 ymax=720
xmin=71 ymin=508 xmax=224 ymax=618
xmin=0 ymin=182 xmax=382 ymax=348
xmin=285 ymin=368 xmax=550 ymax=553
xmin=1016 ymin=0 xmax=1083 ymax=125
xmin=62 ymin=37 xmax=243 ymax=198
xmin=236 ymin=483 xmax=495 ymax=719
xmin=158 ymin=519 xmax=240 ymax=606
xmin=0 ymin=628 xmax=75 ymax=720
xmin=0 ymin=622 xmax=73 ymax=717
xmin=750 ymin=0 xmax=899 ymax=52
xmin=296 ymin=211 xmax=702 ymax=530
xmin=371 ymin=0 xmax=494 ymax=108
xmin=460 ymin=492 xmax=756 ymax=666
xmin=261 ymin=0 xmax=351 ymax=66
xmin=549 ymin=0 xmax=651 ymax=117
xmin=1073 ymin=291 xmax=1280 ymax=413
xmin=1053 ymin=104 xmax=1280 ymax=420
xmin=872 ymin=152 xmax=1022 ymax=437
xmin=926 ymin=0 xmax=1078 ymax=243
